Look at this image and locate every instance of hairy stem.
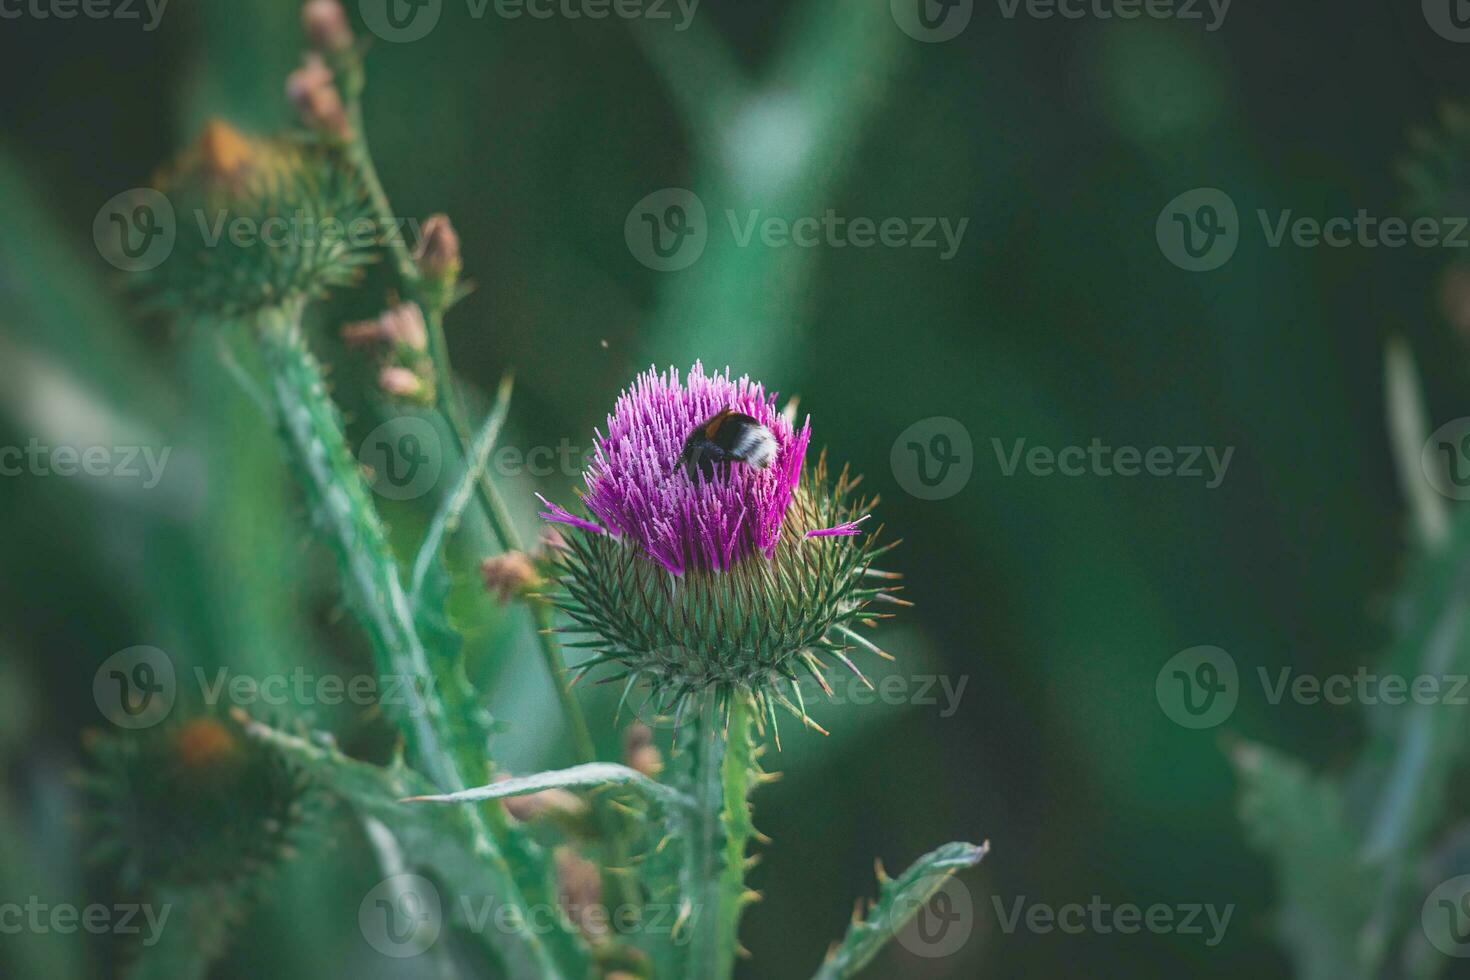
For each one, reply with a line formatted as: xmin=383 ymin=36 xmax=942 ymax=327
xmin=252 ymin=302 xmax=571 ymax=979
xmin=684 ymin=696 xmax=756 ymax=980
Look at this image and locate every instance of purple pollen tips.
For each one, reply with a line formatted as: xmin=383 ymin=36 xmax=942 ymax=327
xmin=536 ymin=493 xmax=604 ymax=535
xmin=806 ymin=515 xmax=870 ymax=538
xmin=537 ymin=362 xmax=812 ymax=575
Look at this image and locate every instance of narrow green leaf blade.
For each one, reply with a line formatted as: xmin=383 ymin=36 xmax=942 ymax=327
xmin=812 ymin=840 xmax=989 ymax=980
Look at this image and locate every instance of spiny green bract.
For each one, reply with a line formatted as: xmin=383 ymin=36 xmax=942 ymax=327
xmin=546 ymin=454 xmax=904 ymax=740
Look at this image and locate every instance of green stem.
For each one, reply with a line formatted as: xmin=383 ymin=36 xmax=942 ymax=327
xmin=685 ymin=696 xmax=756 ymax=980
xmin=338 ymin=68 xmax=636 ymax=920
xmin=253 ymin=303 xmax=570 ymax=979
xmin=343 ymin=90 xmax=596 ymax=767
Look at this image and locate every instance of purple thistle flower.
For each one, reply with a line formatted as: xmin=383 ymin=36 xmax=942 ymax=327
xmin=541 ymin=362 xmax=822 ymax=575
xmin=540 ymin=363 xmax=899 ymax=740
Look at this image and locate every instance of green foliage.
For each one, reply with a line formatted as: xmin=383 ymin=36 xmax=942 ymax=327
xmin=239 ymin=715 xmax=588 ymax=979
xmin=1231 ymin=743 xmax=1376 ymax=980
xmin=47 ymin=5 xmax=984 ymax=978
xmin=811 ymin=841 xmax=990 ymax=980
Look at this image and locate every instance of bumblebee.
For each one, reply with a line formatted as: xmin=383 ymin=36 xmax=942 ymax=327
xmin=677 ymin=407 xmax=778 ymax=482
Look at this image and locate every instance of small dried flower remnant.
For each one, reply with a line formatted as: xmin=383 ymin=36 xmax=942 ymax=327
xmin=301 ymin=0 xmax=354 ymax=53
xmin=286 ymin=54 xmax=352 ymax=141
xmin=481 ymin=551 xmax=542 ymax=603
xmin=539 ymin=363 xmax=901 ymax=736
xmin=378 ymin=364 xmax=429 ymax=401
xmin=341 ymin=302 xmax=429 ymax=352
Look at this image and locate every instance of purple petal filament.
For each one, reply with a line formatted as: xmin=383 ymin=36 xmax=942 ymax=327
xmin=548 ymin=363 xmax=811 ymax=576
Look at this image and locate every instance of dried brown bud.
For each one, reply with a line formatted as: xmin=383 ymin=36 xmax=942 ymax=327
xmin=301 ymin=0 xmax=354 ymax=53
xmin=286 ymin=54 xmax=351 ymax=141
xmin=378 ymin=365 xmax=426 ymax=399
xmin=496 ymin=773 xmax=588 ymax=823
xmin=413 ymin=214 xmax=462 ymax=280
xmin=622 ymin=722 xmax=663 ymax=778
xmin=554 ymin=847 xmax=606 ymax=939
xmin=481 ymin=551 xmax=542 ymax=603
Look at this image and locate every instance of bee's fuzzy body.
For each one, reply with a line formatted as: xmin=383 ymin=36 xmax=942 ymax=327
xmin=678 ymin=407 xmax=778 ymax=482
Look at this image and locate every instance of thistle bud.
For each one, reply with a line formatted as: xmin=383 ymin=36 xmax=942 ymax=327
xmin=481 ymin=551 xmax=542 ymax=603
xmin=413 ymin=214 xmax=462 ymax=312
xmin=82 ymin=714 xmax=318 ymax=894
xmin=414 ymin=214 xmax=462 ymax=279
xmin=286 ymin=54 xmax=351 ymax=141
xmin=301 ymin=0 xmax=354 ymax=53
xmin=622 ymin=722 xmax=663 ymax=778
xmin=378 ymin=365 xmax=427 ymax=400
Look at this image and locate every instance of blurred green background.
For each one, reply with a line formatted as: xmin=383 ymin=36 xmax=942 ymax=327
xmin=3 ymin=0 xmax=1469 ymax=976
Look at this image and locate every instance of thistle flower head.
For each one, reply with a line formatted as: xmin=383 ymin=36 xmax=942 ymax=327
xmin=139 ymin=120 xmax=374 ymax=321
xmin=80 ymin=714 xmax=319 ymax=895
xmin=539 ymin=363 xmax=901 ymax=738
